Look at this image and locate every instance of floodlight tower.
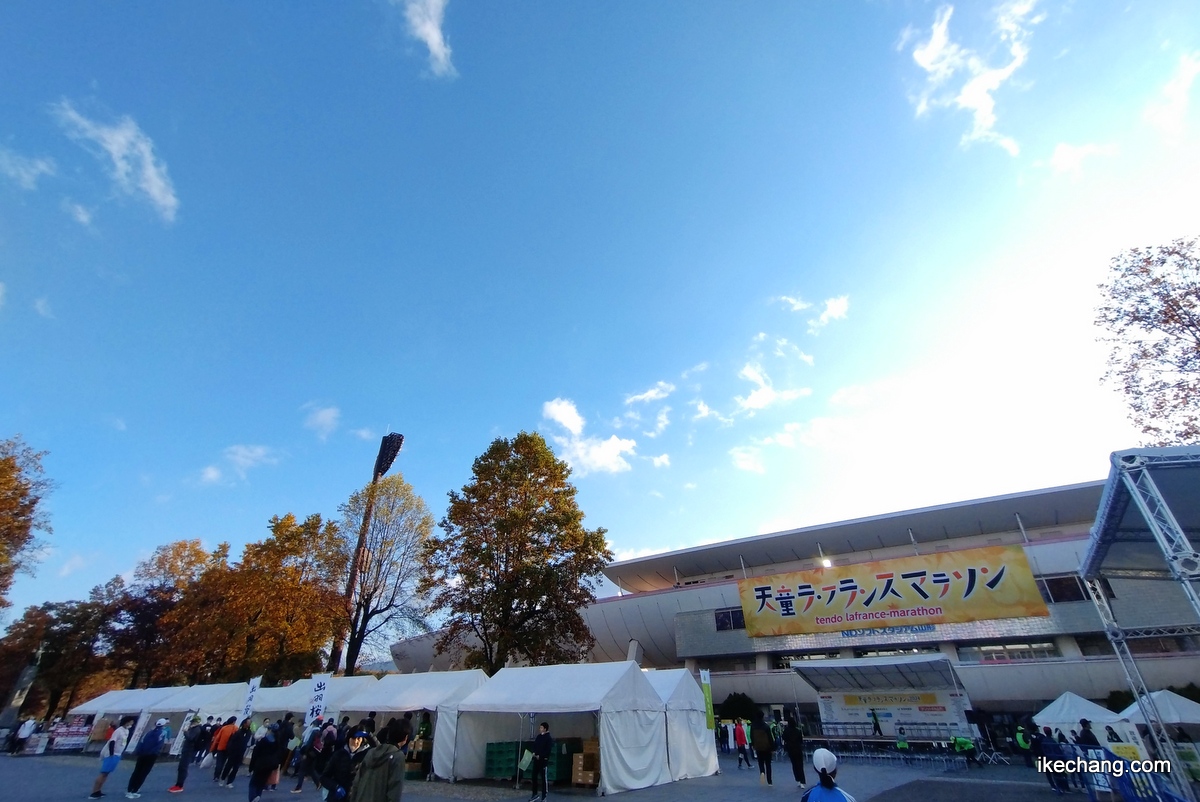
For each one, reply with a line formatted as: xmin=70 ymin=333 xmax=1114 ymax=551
xmin=327 ymin=433 xmax=405 ymax=673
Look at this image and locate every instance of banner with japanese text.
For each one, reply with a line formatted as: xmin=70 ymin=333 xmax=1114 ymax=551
xmin=737 ymin=544 xmax=1047 ymax=636
xmin=241 ymin=676 xmax=263 ymax=722
xmin=305 ymin=673 xmax=332 ymax=726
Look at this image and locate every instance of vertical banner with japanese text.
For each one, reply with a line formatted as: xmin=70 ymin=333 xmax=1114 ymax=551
xmin=241 ymin=676 xmax=263 ymax=722
xmin=305 ymin=673 xmax=332 ymax=726
xmin=698 ymin=669 xmax=715 ymax=730
xmin=738 ymin=545 xmax=1047 ymax=636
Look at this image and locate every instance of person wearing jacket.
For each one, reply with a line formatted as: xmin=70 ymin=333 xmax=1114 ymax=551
xmin=90 ymin=715 xmax=136 ymax=799
xmin=277 ymin=713 xmax=296 ymax=781
xmin=248 ymin=723 xmax=283 ymax=802
xmin=528 ymin=722 xmax=553 ymax=802
xmin=801 ymin=748 xmax=856 ymax=802
xmin=782 ymin=718 xmax=806 ymax=786
xmin=220 ymin=719 xmax=254 ymax=787
xmin=750 ymin=714 xmax=775 ymax=786
xmin=349 ymin=736 xmax=405 ymax=802
xmin=127 ymin=718 xmax=170 ymax=798
xmin=169 ymin=715 xmax=206 ymax=792
xmin=321 ymin=730 xmax=371 ymax=802
xmin=211 ymin=717 xmax=239 ymax=783
xmin=733 ymin=719 xmax=749 ymax=769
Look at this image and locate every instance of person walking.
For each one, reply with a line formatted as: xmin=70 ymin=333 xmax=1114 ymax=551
xmin=951 ymin=734 xmax=983 ymax=769
xmin=248 ymin=723 xmax=283 ymax=802
xmin=11 ymin=717 xmax=37 ymax=754
xmin=90 ymin=715 xmax=136 ymax=799
xmin=733 ymin=718 xmax=749 ymax=769
xmin=357 ymin=712 xmax=378 ymax=735
xmin=197 ymin=717 xmax=216 ymax=765
xmin=528 ymin=722 xmax=553 ymax=802
xmin=782 ymin=718 xmax=806 ymax=787
xmin=801 ymin=748 xmax=857 ymax=802
xmin=751 ymin=713 xmax=775 ymax=786
xmin=869 ymin=710 xmax=882 ymax=738
xmin=169 ymin=715 xmax=206 ymax=792
xmin=349 ymin=733 xmax=405 ymax=802
xmin=126 ymin=718 xmax=170 ymax=798
xmin=211 ymin=717 xmax=239 ymax=784
xmin=1076 ymin=719 xmax=1101 ymax=748
xmin=275 ymin=713 xmax=296 ymax=788
xmin=320 ymin=730 xmax=371 ymax=802
xmin=292 ymin=717 xmax=325 ymax=793
xmin=220 ymin=719 xmax=254 ymax=787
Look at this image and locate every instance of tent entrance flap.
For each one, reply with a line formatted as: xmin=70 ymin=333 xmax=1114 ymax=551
xmin=791 ymin=654 xmax=964 ymax=692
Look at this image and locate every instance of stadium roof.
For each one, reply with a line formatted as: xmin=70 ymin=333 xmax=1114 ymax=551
xmin=604 ymin=481 xmax=1105 ymax=592
xmin=791 ymin=654 xmax=964 ymax=692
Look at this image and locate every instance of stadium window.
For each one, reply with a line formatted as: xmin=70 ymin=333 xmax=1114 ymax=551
xmin=714 ymin=607 xmax=746 ymax=631
xmin=957 ymin=641 xmax=1060 ymax=663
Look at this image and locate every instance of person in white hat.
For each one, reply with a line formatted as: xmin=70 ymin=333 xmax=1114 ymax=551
xmin=126 ymin=718 xmax=171 ymax=798
xmin=800 ymin=748 xmax=856 ymax=802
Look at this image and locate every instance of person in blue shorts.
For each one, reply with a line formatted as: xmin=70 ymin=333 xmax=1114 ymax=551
xmin=801 ymin=748 xmax=856 ymax=802
xmin=90 ymin=716 xmax=137 ymax=799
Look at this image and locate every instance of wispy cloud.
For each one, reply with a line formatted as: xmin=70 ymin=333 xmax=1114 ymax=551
xmin=58 ymin=553 xmax=87 ymax=578
xmin=396 ymin=0 xmax=456 ymax=78
xmin=543 ymin=398 xmax=585 ymax=436
xmin=681 ymin=362 xmax=708 ymax=379
xmin=692 ymin=399 xmax=733 ymax=425
xmin=651 ymin=454 xmax=670 ymax=468
xmin=734 ymin=363 xmax=810 ymax=412
xmin=1048 ymin=142 xmax=1117 ymax=177
xmin=808 ymin=295 xmax=849 ymax=334
xmin=906 ymin=2 xmax=1041 ymax=155
xmin=774 ymin=338 xmax=815 ymax=365
xmin=302 ymin=403 xmax=341 ymax=440
xmin=643 ymin=407 xmax=671 ymax=438
xmin=350 ymin=427 xmax=375 ymax=441
xmin=62 ymin=198 xmax=94 ymax=226
xmin=222 ymin=444 xmax=278 ymax=479
xmin=52 ymin=99 xmax=179 ymax=222
xmin=729 ymin=446 xmax=765 ymax=474
xmin=0 ymin=146 xmax=55 ymax=190
xmin=542 ymin=398 xmax=637 ymax=476
xmin=34 ymin=298 xmax=54 ymax=319
xmin=200 ymin=465 xmax=223 ymax=484
xmin=0 ymin=283 xmax=7 ymax=310
xmin=626 ymin=381 xmax=675 ymax=405
xmin=1144 ymin=52 xmax=1200 ymax=140
xmin=777 ymin=295 xmax=812 ymax=312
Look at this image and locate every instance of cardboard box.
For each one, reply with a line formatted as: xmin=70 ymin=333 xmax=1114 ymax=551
xmin=581 ymin=738 xmax=599 ymax=754
xmin=409 ymin=739 xmax=431 ymax=753
xmin=572 ymin=753 xmax=599 ymax=771
xmin=572 ymin=770 xmax=598 ymax=786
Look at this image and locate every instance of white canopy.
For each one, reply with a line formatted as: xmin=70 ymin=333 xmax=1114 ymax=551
xmin=145 ymin=682 xmax=249 ymax=715
xmin=253 ymin=683 xmax=311 ymax=719
xmin=1121 ymin=691 xmax=1200 ymax=725
xmin=69 ymin=686 xmax=189 ymax=716
xmin=451 ymin=662 xmax=670 ymax=795
xmin=1034 ymin=692 xmax=1121 ymax=728
xmin=643 ymin=669 xmax=718 ymax=781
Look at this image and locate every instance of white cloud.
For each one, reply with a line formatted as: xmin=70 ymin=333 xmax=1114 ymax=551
xmin=611 ymin=544 xmax=668 ymax=562
xmin=34 ymin=298 xmax=54 ymax=319
xmin=52 ymin=99 xmax=179 ymax=222
xmin=777 ymin=295 xmax=812 ymax=312
xmin=351 ymin=427 xmax=375 ymax=441
xmin=112 ymin=417 xmax=127 ymax=431
xmin=303 ymin=404 xmax=341 ymax=440
xmin=644 ymin=407 xmax=671 ymax=438
xmin=224 ymin=444 xmax=278 ymax=478
xmin=200 ymin=465 xmax=223 ymax=484
xmin=0 ymin=283 xmax=6 ymax=309
xmin=58 ymin=554 xmax=86 ymax=578
xmin=543 ymin=398 xmax=637 ymax=476
xmin=62 ymin=198 xmax=93 ymax=226
xmin=397 ymin=0 xmax=456 ymax=78
xmin=681 ymin=362 xmax=708 ymax=378
xmin=729 ymin=446 xmax=765 ymax=474
xmin=1049 ymin=143 xmax=1118 ymax=177
xmin=734 ymin=363 xmax=810 ymax=412
xmin=0 ymin=146 xmax=55 ymax=190
xmin=626 ymin=381 xmax=676 ymax=404
xmin=775 ymin=338 xmax=815 ymax=365
xmin=651 ymin=453 xmax=670 ymax=468
xmin=692 ymin=399 xmax=733 ymax=425
xmin=758 ymin=422 xmax=803 ymax=448
xmin=1144 ymin=52 xmax=1200 ymax=139
xmin=543 ymin=397 xmax=586 ymax=436
xmin=907 ymin=2 xmax=1040 ymax=155
xmin=683 ymin=482 xmax=697 ymax=491
xmin=808 ymin=295 xmax=849 ymax=334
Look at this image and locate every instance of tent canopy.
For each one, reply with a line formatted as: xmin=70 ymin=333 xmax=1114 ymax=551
xmin=457 ymin=662 xmax=664 ymax=714
xmin=69 ymin=687 xmax=187 ymax=716
xmin=1120 ymin=691 xmax=1200 ymax=725
xmin=792 ymin=654 xmax=963 ymax=692
xmin=340 ymin=669 xmax=488 ymax=715
xmin=146 ymin=682 xmax=248 ymax=714
xmin=643 ymin=669 xmax=718 ymax=781
xmin=644 ymin=669 xmax=706 ymax=712
xmin=1034 ymin=692 xmax=1121 ymax=727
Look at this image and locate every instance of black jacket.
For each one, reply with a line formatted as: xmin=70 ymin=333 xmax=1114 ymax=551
xmin=532 ymin=732 xmax=553 ymax=763
xmin=226 ymin=727 xmax=253 ymax=760
xmin=250 ymin=736 xmax=282 ymax=779
xmin=321 ymin=745 xmax=367 ymax=796
xmin=782 ymin=724 xmax=804 ymax=757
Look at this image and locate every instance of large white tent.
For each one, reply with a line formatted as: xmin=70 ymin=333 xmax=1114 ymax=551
xmin=339 ymin=669 xmax=489 ymax=778
xmin=643 ymin=669 xmax=718 ymax=781
xmin=1034 ymin=692 xmax=1144 ymax=753
xmin=69 ymin=686 xmax=188 ymax=717
xmin=1121 ymin=691 xmax=1200 ymax=726
xmin=451 ymin=662 xmax=670 ymax=796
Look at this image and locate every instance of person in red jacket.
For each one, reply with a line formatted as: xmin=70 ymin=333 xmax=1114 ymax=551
xmin=734 ymin=718 xmax=750 ymax=769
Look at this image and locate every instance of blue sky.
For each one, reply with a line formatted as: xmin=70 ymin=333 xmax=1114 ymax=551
xmin=2 ymin=1 xmax=1199 ymax=622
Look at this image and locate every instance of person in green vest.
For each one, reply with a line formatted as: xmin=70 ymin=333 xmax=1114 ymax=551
xmin=952 ymin=735 xmax=982 ymax=768
xmin=1015 ymin=724 xmax=1033 ymax=767
xmin=895 ymin=727 xmax=911 ymax=765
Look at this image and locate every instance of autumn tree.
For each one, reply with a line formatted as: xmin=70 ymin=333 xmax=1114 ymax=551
xmin=339 ymin=474 xmax=433 ymax=675
xmin=0 ymin=436 xmax=54 ymax=608
xmin=1097 ymin=236 xmax=1200 ymax=445
xmin=419 ymin=432 xmax=612 ymax=675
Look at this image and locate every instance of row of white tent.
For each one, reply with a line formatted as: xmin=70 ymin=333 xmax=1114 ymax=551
xmin=70 ymin=662 xmax=717 ymax=795
xmin=1033 ymin=690 xmax=1200 ymax=758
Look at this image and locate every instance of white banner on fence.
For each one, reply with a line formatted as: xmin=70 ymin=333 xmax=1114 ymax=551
xmin=305 ymin=674 xmax=332 ymax=726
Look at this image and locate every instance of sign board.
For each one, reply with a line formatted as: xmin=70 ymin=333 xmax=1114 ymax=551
xmin=698 ymin=669 xmax=715 ymax=730
xmin=817 ymin=690 xmax=970 ymax=736
xmin=738 ymin=545 xmax=1047 ymax=636
xmin=241 ymin=676 xmax=263 ymax=722
xmin=49 ymin=715 xmax=91 ymax=751
xmin=305 ymin=674 xmax=332 ymax=726
xmin=125 ymin=712 xmax=150 ymax=754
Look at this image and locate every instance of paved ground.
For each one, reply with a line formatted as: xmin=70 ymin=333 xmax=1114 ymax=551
xmin=0 ymin=751 xmax=1077 ymax=802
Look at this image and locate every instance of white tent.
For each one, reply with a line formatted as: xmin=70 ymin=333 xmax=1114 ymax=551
xmin=1120 ymin=691 xmax=1200 ymax=725
xmin=254 ymin=683 xmax=312 ymax=722
xmin=451 ymin=662 xmax=670 ymax=796
xmin=643 ymin=669 xmax=718 ymax=781
xmin=69 ymin=686 xmax=189 ymax=717
xmin=1034 ymin=691 xmax=1144 ymax=753
xmin=144 ymin=682 xmax=250 ymax=746
xmin=339 ymin=669 xmax=489 ymax=779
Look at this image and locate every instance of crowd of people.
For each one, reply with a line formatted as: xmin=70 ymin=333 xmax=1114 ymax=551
xmin=82 ymin=710 xmax=421 ymax=802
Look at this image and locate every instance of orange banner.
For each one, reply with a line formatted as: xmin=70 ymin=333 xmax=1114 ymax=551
xmin=737 ymin=544 xmax=1047 ymax=636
